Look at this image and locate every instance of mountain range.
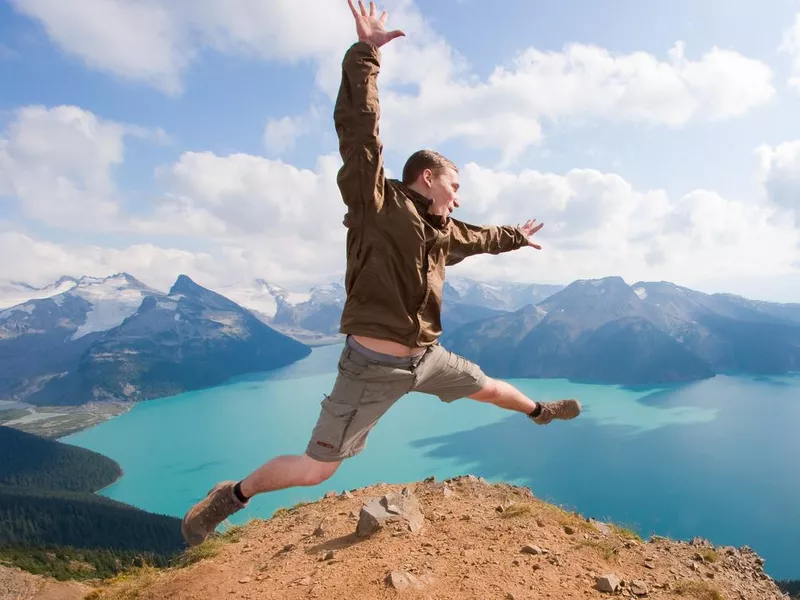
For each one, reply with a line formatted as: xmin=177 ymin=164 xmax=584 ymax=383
xmin=0 ymin=273 xmax=309 ymax=406
xmin=1 ymin=272 xmax=798 ymax=408
xmin=443 ymin=276 xmax=800 ymax=384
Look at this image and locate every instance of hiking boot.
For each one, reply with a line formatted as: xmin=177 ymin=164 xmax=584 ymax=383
xmin=181 ymin=481 xmax=246 ymax=546
xmin=531 ymin=399 xmax=581 ymax=425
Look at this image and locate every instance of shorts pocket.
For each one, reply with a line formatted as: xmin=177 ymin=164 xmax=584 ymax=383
xmin=310 ymin=392 xmax=359 ymax=456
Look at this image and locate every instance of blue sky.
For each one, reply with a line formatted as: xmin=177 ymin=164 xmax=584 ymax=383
xmin=1 ymin=0 xmax=800 ymax=302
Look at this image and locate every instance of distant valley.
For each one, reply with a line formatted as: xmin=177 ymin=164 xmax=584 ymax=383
xmin=1 ymin=271 xmax=799 ymax=436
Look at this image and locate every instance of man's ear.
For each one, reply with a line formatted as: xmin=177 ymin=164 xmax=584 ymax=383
xmin=422 ymin=168 xmax=433 ymax=188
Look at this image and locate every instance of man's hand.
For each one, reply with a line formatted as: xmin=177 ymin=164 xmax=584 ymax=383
xmin=348 ymin=0 xmax=405 ymax=48
xmin=519 ymin=218 xmax=544 ymax=249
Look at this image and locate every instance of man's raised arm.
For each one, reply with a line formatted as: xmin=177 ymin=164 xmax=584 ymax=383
xmin=446 ymin=218 xmax=544 ymax=266
xmin=334 ymin=1 xmax=404 ymax=224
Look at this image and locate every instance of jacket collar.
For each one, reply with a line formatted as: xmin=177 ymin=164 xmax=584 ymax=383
xmin=394 ymin=180 xmax=448 ymax=230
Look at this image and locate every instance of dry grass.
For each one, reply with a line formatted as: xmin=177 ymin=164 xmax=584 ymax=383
xmin=83 ymin=566 xmax=161 ymax=600
xmin=175 ymin=523 xmax=246 ymax=567
xmin=545 ymin=504 xmax=597 ymax=534
xmin=579 ymin=539 xmax=621 ymax=563
xmin=674 ymin=579 xmax=725 ymax=600
xmin=272 ymin=500 xmax=312 ymax=519
xmin=695 ymin=548 xmax=719 ymax=563
xmin=610 ymin=524 xmax=642 ymax=541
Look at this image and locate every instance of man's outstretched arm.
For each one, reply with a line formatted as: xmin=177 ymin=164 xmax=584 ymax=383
xmin=334 ymin=1 xmax=404 ymax=225
xmin=446 ymin=218 xmax=544 ymax=266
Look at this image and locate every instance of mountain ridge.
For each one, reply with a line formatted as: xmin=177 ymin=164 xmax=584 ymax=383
xmin=0 ymin=274 xmax=311 ymax=407
xmin=2 ymin=272 xmax=799 ymax=403
xmin=79 ymin=476 xmax=789 ymax=600
xmin=444 ymin=275 xmax=800 ymax=384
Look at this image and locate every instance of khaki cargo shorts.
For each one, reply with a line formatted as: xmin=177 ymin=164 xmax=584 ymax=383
xmin=305 ymin=336 xmax=488 ymax=462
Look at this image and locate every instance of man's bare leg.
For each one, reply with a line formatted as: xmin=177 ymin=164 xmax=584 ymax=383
xmin=239 ymin=454 xmax=341 ymax=497
xmin=469 ymin=377 xmax=581 ymax=424
xmin=181 ymin=454 xmax=340 ymax=546
xmin=469 ymin=377 xmax=538 ymax=413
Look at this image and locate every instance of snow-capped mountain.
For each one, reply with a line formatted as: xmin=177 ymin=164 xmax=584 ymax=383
xmin=0 ymin=276 xmax=80 ymax=310
xmin=0 ymin=273 xmax=163 ymax=341
xmin=217 ymin=279 xmax=311 ymax=321
xmin=219 ymin=279 xmax=345 ymax=344
xmin=444 ymin=277 xmax=563 ymax=311
xmin=0 ymin=274 xmax=309 ymax=406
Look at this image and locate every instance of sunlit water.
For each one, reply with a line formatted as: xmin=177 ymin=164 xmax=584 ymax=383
xmin=64 ymin=344 xmax=800 ymax=579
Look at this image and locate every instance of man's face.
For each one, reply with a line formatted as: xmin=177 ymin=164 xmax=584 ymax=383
xmin=426 ymin=167 xmax=460 ymax=218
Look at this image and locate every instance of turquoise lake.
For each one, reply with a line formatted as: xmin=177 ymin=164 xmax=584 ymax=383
xmin=64 ymin=343 xmax=800 ymax=580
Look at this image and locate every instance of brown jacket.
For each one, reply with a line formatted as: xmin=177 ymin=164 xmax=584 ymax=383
xmin=334 ymin=41 xmax=529 ymax=348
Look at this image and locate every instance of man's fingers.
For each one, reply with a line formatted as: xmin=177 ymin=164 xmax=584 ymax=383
xmin=370 ymin=1 xmax=377 ymax=17
xmin=379 ymin=10 xmax=387 ymax=24
xmin=529 ymin=242 xmax=542 ymax=250
xmin=386 ymin=29 xmax=405 ymax=40
xmin=358 ymin=0 xmax=367 ymax=17
xmin=347 ymin=0 xmax=359 ymax=18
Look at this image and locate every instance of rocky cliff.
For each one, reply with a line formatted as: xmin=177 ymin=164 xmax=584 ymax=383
xmin=81 ymin=476 xmax=787 ymax=600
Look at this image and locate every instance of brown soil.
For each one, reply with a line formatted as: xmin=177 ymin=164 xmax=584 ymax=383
xmin=0 ymin=564 xmax=90 ymax=600
xmin=83 ymin=476 xmax=786 ymax=600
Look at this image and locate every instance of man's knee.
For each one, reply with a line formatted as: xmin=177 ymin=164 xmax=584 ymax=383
xmin=301 ymin=454 xmax=341 ymax=486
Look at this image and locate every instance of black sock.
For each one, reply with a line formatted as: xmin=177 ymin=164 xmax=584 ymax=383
xmin=529 ymin=402 xmax=542 ymax=418
xmin=233 ymin=481 xmax=249 ymax=503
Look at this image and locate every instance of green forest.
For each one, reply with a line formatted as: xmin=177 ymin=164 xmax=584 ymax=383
xmin=0 ymin=425 xmax=120 ymax=491
xmin=0 ymin=426 xmax=184 ymax=580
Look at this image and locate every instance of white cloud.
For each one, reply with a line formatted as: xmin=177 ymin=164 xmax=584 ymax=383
xmin=0 ymin=230 xmax=219 ymax=291
xmin=379 ymin=39 xmax=774 ymax=164
xmin=1 ymin=102 xmax=795 ymax=301
xmin=264 ymin=116 xmax=306 ymax=155
xmin=756 ymin=140 xmax=800 ymax=222
xmin=10 ymin=0 xmax=352 ymax=95
xmin=128 ymin=150 xmax=350 ymax=284
xmin=780 ymin=11 xmax=800 ymax=91
xmin=9 ymin=0 xmax=188 ymax=94
xmin=12 ymin=0 xmax=774 ymax=162
xmin=4 ymin=132 xmax=797 ymax=301
xmin=445 ymin=162 xmax=799 ymax=292
xmin=153 ymin=151 xmax=345 ymax=237
xmin=263 ymin=106 xmax=321 ymax=156
xmin=0 ymin=105 xmax=128 ymax=227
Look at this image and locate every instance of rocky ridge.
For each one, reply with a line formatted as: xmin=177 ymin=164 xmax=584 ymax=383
xmin=87 ymin=476 xmax=787 ymax=600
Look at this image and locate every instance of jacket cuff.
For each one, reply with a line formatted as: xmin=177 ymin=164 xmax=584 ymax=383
xmin=509 ymin=225 xmax=530 ymax=249
xmin=346 ymin=40 xmax=381 ymax=61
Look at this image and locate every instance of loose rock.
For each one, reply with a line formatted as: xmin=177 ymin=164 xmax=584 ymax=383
xmin=385 ymin=570 xmax=433 ymax=591
xmin=357 ymin=487 xmax=424 ymax=537
xmin=595 ymin=574 xmax=621 ymax=593
xmin=631 ymin=579 xmax=648 ymax=596
xmin=521 ymin=544 xmax=544 ymax=555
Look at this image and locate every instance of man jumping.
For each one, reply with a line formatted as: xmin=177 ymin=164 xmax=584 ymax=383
xmin=181 ymin=0 xmax=581 ymax=547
